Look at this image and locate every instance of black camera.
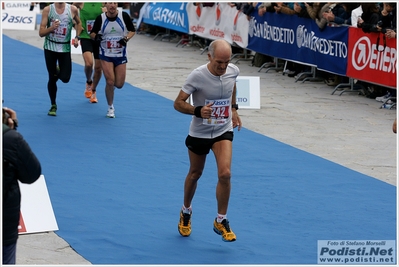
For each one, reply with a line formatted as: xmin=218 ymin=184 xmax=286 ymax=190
xmin=3 ymin=108 xmax=10 ymax=124
xmin=3 ymin=108 xmax=18 ymax=129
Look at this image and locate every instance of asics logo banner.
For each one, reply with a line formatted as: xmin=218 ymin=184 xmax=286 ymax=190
xmin=2 ymin=10 xmax=36 ymax=30
xmin=2 ymin=13 xmax=34 ymax=24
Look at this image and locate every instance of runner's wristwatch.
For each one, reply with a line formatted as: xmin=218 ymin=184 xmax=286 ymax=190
xmin=231 ymin=104 xmax=239 ymax=110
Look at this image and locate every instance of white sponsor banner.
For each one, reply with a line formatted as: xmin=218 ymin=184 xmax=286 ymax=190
xmin=236 ymin=76 xmax=260 ymax=109
xmin=3 ymin=1 xmax=31 ymax=10
xmin=2 ymin=9 xmax=36 ymax=30
xmin=186 ymin=3 xmax=248 ymax=47
xmin=19 ymin=175 xmax=58 ymax=234
xmin=136 ymin=3 xmax=149 ymax=32
xmin=3 ymin=1 xmax=40 ymax=13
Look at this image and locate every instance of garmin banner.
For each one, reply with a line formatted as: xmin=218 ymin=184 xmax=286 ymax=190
xmin=247 ymin=11 xmax=348 ymax=76
xmin=186 ymin=2 xmax=249 ymax=47
xmin=141 ymin=2 xmax=189 ymax=34
xmin=3 ymin=1 xmax=31 ymax=10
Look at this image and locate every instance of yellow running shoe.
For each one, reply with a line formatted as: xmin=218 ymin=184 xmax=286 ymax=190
xmin=47 ymin=104 xmax=57 ymax=116
xmin=213 ymin=219 xmax=236 ymax=242
xmin=178 ymin=211 xmax=191 ymax=237
xmin=85 ymin=82 xmax=92 ymax=98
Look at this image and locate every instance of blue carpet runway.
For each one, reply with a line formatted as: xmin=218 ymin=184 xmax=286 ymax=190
xmin=2 ymin=35 xmax=397 ymax=265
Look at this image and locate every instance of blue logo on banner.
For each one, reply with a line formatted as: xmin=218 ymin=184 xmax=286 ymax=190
xmin=142 ymin=3 xmax=189 ymax=34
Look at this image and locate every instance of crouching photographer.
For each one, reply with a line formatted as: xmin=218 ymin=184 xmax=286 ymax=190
xmin=3 ymin=106 xmax=42 ymax=264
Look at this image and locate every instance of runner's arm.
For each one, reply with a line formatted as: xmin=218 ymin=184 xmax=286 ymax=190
xmin=122 ymin=11 xmax=136 ymax=41
xmin=90 ymin=15 xmax=102 ymax=39
xmin=71 ymin=5 xmax=82 ymax=37
xmin=174 ymin=90 xmax=195 ymax=115
xmin=231 ymin=83 xmax=242 ymax=130
xmin=38 ymin=6 xmax=54 ymax=37
xmin=72 ymin=2 xmax=84 ymax=10
xmin=174 ymin=90 xmax=213 ymax=118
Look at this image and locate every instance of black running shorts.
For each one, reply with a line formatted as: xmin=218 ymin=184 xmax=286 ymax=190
xmin=185 ymin=131 xmax=234 ymax=155
xmin=80 ymin=38 xmax=100 ymax=59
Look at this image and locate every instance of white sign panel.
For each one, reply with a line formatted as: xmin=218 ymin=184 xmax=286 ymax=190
xmin=71 ymin=28 xmax=82 ymax=54
xmin=236 ymin=76 xmax=260 ymax=109
xmin=188 ymin=76 xmax=260 ymax=109
xmin=19 ymin=175 xmax=58 ymax=234
xmin=2 ymin=10 xmax=36 ymax=30
xmin=3 ymin=1 xmax=40 ymax=13
xmin=3 ymin=1 xmax=31 ymax=10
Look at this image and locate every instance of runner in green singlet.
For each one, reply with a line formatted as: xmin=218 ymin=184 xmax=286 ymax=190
xmin=73 ymin=2 xmax=105 ymax=103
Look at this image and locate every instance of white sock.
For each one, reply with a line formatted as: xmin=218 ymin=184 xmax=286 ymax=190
xmin=182 ymin=205 xmax=192 ymax=214
xmin=109 ymin=105 xmax=114 ymax=109
xmin=216 ymin=214 xmax=226 ymax=223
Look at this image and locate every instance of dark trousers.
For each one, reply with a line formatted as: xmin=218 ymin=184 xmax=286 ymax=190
xmin=44 ymin=49 xmax=72 ymax=105
xmin=3 ymin=242 xmax=16 ymax=264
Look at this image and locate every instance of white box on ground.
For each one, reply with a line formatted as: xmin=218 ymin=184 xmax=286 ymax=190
xmin=19 ymin=175 xmax=58 ymax=234
xmin=236 ymin=76 xmax=260 ymax=109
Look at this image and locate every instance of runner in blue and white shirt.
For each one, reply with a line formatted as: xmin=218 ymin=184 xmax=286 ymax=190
xmin=90 ymin=2 xmax=135 ymax=118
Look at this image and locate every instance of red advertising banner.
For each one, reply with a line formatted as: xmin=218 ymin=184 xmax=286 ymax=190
xmin=18 ymin=212 xmax=27 ymax=233
xmin=346 ymin=27 xmax=396 ymax=89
